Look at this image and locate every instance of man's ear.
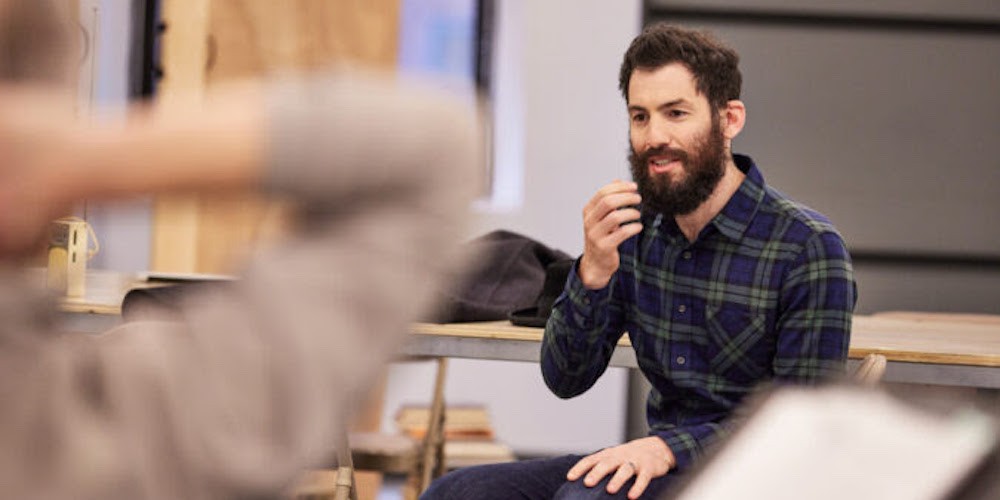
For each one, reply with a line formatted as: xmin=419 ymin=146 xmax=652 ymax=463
xmin=721 ymin=100 xmax=746 ymax=140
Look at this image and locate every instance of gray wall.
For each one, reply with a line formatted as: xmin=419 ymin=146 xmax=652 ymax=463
xmin=645 ymin=1 xmax=1000 ymax=315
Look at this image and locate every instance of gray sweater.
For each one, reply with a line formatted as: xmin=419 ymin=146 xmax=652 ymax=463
xmin=0 ymin=72 xmax=478 ymax=499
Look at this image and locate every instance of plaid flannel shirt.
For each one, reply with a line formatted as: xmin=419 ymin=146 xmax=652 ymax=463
xmin=541 ymin=154 xmax=856 ymax=471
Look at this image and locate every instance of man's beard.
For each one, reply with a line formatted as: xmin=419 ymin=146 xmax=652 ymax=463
xmin=628 ymin=117 xmax=727 ymax=217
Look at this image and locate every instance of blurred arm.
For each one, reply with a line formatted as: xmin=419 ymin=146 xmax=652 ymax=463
xmin=0 ymin=71 xmax=480 ymax=499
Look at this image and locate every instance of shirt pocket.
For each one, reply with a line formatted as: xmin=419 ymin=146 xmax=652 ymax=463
xmin=705 ymin=303 xmax=771 ymax=383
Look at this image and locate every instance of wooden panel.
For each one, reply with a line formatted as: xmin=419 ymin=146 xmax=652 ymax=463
xmin=153 ymin=0 xmax=400 ymax=273
xmin=157 ymin=0 xmax=210 ymax=99
xmin=207 ymin=0 xmax=400 ymax=82
xmin=151 ymin=0 xmax=210 ymax=272
xmin=850 ymin=316 xmax=1000 ymax=367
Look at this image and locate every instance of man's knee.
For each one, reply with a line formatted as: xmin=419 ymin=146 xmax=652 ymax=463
xmin=420 ymin=464 xmax=505 ymax=500
xmin=422 ymin=455 xmax=584 ymax=500
xmin=553 ymin=473 xmax=678 ymax=500
xmin=553 ymin=477 xmax=627 ymax=500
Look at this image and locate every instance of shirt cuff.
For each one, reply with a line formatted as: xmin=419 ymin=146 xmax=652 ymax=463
xmin=653 ymin=424 xmax=727 ymax=471
xmin=559 ymin=259 xmax=614 ymax=329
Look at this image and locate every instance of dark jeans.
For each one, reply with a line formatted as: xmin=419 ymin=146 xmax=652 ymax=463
xmin=420 ymin=454 xmax=679 ymax=500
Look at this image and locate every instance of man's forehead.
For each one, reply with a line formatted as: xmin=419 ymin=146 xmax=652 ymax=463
xmin=627 ymin=63 xmax=706 ymax=107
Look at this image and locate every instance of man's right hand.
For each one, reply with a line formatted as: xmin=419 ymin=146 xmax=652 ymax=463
xmin=579 ymin=180 xmax=642 ymax=289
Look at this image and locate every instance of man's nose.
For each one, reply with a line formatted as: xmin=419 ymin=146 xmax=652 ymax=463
xmin=645 ymin=116 xmax=674 ymax=151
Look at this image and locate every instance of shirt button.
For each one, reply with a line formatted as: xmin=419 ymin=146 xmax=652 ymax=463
xmin=682 ymin=251 xmax=692 ymax=260
xmin=678 ymin=305 xmax=687 ymax=313
xmin=676 ymin=356 xmax=686 ymax=365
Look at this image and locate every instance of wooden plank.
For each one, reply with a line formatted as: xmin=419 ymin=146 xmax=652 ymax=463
xmin=192 ymin=192 xmax=270 ymax=273
xmin=206 ymin=0 xmax=400 ymax=83
xmin=158 ymin=0 xmax=211 ymax=99
xmin=851 ymin=315 xmax=1000 ymax=367
xmin=412 ymin=316 xmax=1000 ymax=368
xmin=413 ymin=321 xmax=559 ymax=343
xmin=152 ymin=0 xmax=211 ymax=272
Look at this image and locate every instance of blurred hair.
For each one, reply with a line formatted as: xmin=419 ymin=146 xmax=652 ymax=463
xmin=0 ymin=0 xmax=76 ymax=84
xmin=618 ymin=23 xmax=742 ymax=111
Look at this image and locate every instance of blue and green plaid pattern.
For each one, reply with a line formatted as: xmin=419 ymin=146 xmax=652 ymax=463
xmin=541 ymin=155 xmax=856 ymax=470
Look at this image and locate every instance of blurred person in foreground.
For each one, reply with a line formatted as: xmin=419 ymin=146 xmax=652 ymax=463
xmin=424 ymin=23 xmax=855 ymax=500
xmin=0 ymin=2 xmax=480 ymax=499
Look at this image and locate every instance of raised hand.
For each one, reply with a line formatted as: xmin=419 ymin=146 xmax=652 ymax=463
xmin=578 ymin=180 xmax=642 ymax=289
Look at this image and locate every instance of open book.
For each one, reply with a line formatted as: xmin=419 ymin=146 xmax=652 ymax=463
xmin=674 ymin=386 xmax=997 ymax=500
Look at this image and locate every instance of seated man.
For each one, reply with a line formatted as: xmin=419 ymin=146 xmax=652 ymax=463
xmin=424 ymin=23 xmax=855 ymax=500
xmin=0 ymin=58 xmax=479 ymax=500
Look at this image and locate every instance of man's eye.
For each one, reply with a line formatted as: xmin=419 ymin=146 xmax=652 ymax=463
xmin=668 ymin=110 xmax=687 ymax=118
xmin=631 ymin=114 xmax=647 ymax=124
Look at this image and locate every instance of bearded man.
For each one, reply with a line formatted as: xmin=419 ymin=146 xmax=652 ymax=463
xmin=423 ymin=24 xmax=856 ymax=500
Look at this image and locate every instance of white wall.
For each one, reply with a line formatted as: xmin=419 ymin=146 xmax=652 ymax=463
xmin=79 ymin=0 xmax=152 ymax=273
xmin=381 ymin=0 xmax=644 ymax=456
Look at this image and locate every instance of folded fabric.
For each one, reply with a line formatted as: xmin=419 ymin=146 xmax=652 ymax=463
xmin=122 ymin=282 xmax=228 ymax=322
xmin=426 ymin=230 xmax=571 ymax=323
xmin=508 ymin=258 xmax=574 ymax=327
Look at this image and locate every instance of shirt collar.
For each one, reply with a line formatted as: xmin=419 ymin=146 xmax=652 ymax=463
xmin=709 ymin=154 xmax=766 ymax=242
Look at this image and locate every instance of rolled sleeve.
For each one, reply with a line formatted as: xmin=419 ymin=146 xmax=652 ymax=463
xmin=653 ymin=422 xmax=730 ymax=471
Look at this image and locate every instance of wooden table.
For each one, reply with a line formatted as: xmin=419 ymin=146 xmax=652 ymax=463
xmin=57 ymin=270 xmax=1000 ymax=389
xmin=54 ymin=270 xmax=133 ymax=332
xmin=56 ymin=270 xmax=184 ymax=333
xmin=403 ymin=317 xmax=1000 ymax=389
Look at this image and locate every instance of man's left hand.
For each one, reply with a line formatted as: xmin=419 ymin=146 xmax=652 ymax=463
xmin=566 ymin=436 xmax=675 ymax=499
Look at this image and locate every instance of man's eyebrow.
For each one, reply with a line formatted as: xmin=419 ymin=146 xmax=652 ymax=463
xmin=628 ymin=98 xmax=688 ymax=114
xmin=656 ymin=99 xmax=688 ymax=111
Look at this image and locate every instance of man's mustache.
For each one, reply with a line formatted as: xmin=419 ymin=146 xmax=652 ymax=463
xmin=635 ymin=145 xmax=689 ymax=166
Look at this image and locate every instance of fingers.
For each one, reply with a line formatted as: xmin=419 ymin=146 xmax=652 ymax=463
xmin=578 ymin=180 xmax=643 ymax=290
xmin=583 ymin=459 xmax=619 ymax=488
xmin=567 ymin=449 xmax=662 ymax=499
xmin=566 ymin=454 xmax=598 ymax=482
xmin=605 ymin=460 xmax=637 ymax=495
xmin=585 ymin=220 xmax=642 ymax=266
xmin=568 ymin=438 xmax=673 ymax=498
xmin=583 ymin=179 xmax=637 ymax=211
xmin=628 ymin=469 xmax=653 ymax=500
xmin=584 ymin=202 xmax=641 ymax=237
xmin=582 ymin=180 xmax=641 ymax=250
xmin=585 ymin=214 xmax=641 ymax=253
xmin=583 ymin=189 xmax=641 ymax=230
xmin=582 ymin=180 xmax=638 ymax=222
xmin=566 ymin=452 xmax=621 ymax=487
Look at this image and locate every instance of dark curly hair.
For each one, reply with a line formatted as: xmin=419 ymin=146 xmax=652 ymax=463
xmin=618 ymin=23 xmax=742 ymax=111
